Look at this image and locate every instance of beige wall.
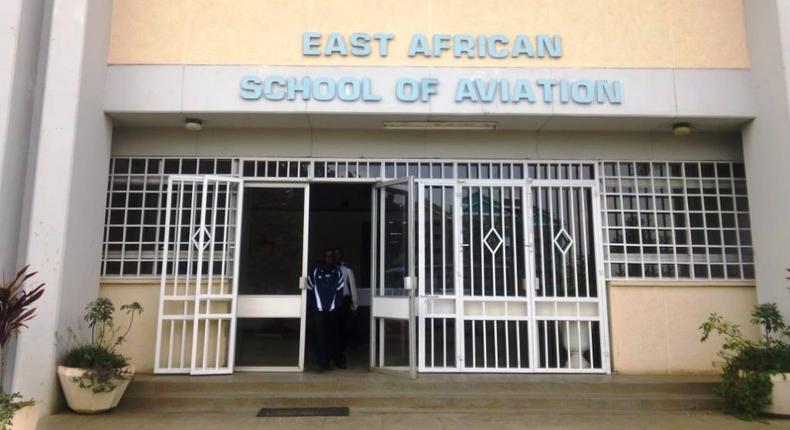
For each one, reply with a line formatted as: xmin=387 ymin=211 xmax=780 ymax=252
xmin=608 ymin=281 xmax=758 ymax=375
xmin=101 ymin=281 xmax=159 ymax=373
xmin=108 ymin=0 xmax=749 ymax=69
xmin=111 ymin=127 xmax=745 ymax=161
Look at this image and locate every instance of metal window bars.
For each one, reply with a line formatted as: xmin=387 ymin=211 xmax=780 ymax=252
xmin=102 ymin=157 xmax=753 ymax=282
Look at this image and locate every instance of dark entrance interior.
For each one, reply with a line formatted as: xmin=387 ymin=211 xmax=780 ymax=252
xmin=306 ymin=183 xmax=373 ymax=370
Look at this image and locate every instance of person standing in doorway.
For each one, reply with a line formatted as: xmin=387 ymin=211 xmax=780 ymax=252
xmin=307 ymin=249 xmax=346 ymax=371
xmin=334 ymin=248 xmax=358 ymax=362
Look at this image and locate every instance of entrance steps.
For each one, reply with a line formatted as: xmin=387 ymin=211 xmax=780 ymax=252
xmin=120 ymin=371 xmax=722 ymax=414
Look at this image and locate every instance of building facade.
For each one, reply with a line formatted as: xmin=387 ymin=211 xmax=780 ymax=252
xmin=1 ymin=0 xmax=789 ymax=415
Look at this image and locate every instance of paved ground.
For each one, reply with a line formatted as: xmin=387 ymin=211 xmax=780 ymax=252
xmin=38 ymin=410 xmax=790 ymax=429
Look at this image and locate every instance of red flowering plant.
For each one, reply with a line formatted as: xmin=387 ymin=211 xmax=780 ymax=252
xmin=0 ymin=266 xmax=44 ymax=429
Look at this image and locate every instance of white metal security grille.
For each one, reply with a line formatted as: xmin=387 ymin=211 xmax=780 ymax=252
xmin=102 ymin=157 xmax=753 ymax=283
xmin=532 ymin=180 xmax=609 ymax=372
xmin=459 ymin=182 xmax=531 ymax=371
xmin=600 ymin=161 xmax=753 ymax=280
xmin=154 ymin=175 xmax=243 ymax=374
xmin=419 ymin=180 xmax=533 ymax=372
xmin=418 ymin=179 xmax=609 ymax=373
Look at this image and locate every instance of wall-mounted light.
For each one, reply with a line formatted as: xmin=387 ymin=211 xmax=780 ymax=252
xmin=184 ymin=118 xmax=203 ymax=132
xmin=383 ymin=121 xmax=497 ymax=131
xmin=672 ymin=122 xmax=693 ymax=136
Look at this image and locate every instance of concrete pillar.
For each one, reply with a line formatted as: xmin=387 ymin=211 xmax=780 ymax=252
xmin=10 ymin=0 xmax=113 ymax=414
xmin=0 ymin=0 xmax=46 ymax=278
xmin=742 ymin=1 xmax=790 ymax=316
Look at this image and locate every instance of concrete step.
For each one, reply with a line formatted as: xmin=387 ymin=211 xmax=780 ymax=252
xmin=120 ymin=391 xmax=720 ymax=413
xmin=119 ymin=373 xmax=722 ymax=413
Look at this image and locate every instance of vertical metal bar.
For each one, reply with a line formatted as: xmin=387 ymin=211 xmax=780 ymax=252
xmin=429 ymin=187 xmax=435 ymax=295
xmin=215 ymin=319 xmax=222 ymax=369
xmin=197 ymin=178 xmax=211 ymax=373
xmin=479 ymin=187 xmax=484 ymax=298
xmin=575 ymin=320 xmax=582 ymax=369
xmin=442 ymin=318 xmax=447 ymax=368
xmin=489 ymin=186 xmax=496 ymax=297
xmin=226 ymin=179 xmax=243 ymax=372
xmin=369 ymin=187 xmax=377 ymax=369
xmin=493 ymin=320 xmax=499 ymax=368
xmin=543 ymin=320 xmax=549 ymax=369
xmin=588 ymin=320 xmax=595 ymax=369
xmin=468 ymin=187 xmax=474 ymax=296
xmin=504 ymin=319 xmax=510 ymax=368
xmin=408 ymin=177 xmax=417 ymax=379
xmin=441 ymin=186 xmax=447 ymax=296
xmin=569 ymin=187 xmax=579 ymax=297
xmin=548 ymin=188 xmax=557 ymax=297
xmin=667 ymin=164 xmax=680 ymax=279
xmin=580 ymin=185 xmax=591 ymax=297
xmin=555 ymin=321 xmax=561 ymax=369
xmin=417 ymin=183 xmax=426 ymax=370
xmin=511 ymin=186 xmax=518 ymax=298
xmin=558 ymin=188 xmax=568 ymax=298
xmin=538 ymin=188 xmax=546 ymax=294
xmin=515 ymin=319 xmax=521 ymax=368
xmin=156 ymin=178 xmax=174 ymax=372
xmin=501 ymin=187 xmax=508 ymax=297
xmin=482 ymin=319 xmax=487 ymax=368
xmin=297 ymin=184 xmax=309 ymax=371
xmin=471 ymin=319 xmax=476 ymax=368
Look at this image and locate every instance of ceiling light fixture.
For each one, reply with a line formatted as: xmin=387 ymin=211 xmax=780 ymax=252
xmin=383 ymin=121 xmax=497 ymax=131
xmin=184 ymin=118 xmax=204 ymax=132
xmin=672 ymin=122 xmax=693 ymax=136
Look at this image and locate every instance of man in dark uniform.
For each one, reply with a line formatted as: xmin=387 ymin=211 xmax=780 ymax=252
xmin=334 ymin=248 xmax=357 ymax=363
xmin=307 ymin=249 xmax=346 ymax=371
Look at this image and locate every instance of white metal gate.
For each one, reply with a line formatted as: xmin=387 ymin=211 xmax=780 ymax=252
xmin=418 ymin=179 xmax=609 ymax=373
xmin=531 ymin=180 xmax=609 ymax=373
xmin=154 ymin=175 xmax=243 ymax=374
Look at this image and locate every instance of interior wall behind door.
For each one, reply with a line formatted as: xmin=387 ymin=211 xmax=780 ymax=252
xmin=308 ymin=184 xmax=372 ymax=291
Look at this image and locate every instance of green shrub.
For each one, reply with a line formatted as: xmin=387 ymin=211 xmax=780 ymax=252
xmin=701 ymin=303 xmax=790 ymax=420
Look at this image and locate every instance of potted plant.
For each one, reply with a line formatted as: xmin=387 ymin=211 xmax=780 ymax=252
xmin=0 ymin=266 xmax=45 ymax=430
xmin=700 ymin=302 xmax=790 ymax=420
xmin=57 ymin=298 xmax=142 ymax=413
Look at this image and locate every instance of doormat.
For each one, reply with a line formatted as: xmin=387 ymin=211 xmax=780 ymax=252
xmin=256 ymin=407 xmax=350 ymax=417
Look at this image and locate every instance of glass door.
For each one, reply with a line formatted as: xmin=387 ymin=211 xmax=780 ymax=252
xmin=369 ymin=177 xmax=417 ymax=377
xmin=234 ymin=183 xmax=310 ymax=371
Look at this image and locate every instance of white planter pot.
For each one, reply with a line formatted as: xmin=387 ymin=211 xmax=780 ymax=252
xmin=10 ymin=402 xmax=38 ymax=430
xmin=765 ymin=373 xmax=790 ymax=416
xmin=57 ymin=365 xmax=134 ymax=414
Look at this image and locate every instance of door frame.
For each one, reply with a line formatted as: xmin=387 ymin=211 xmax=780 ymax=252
xmin=369 ymin=176 xmax=418 ymax=378
xmin=233 ymin=181 xmax=311 ymax=372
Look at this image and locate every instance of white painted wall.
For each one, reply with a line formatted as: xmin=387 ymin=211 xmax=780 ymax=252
xmin=742 ymin=1 xmax=790 ymax=317
xmin=0 ymin=0 xmax=46 ymax=279
xmin=10 ymin=0 xmax=113 ymax=415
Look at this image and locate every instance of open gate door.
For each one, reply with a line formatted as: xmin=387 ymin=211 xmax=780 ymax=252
xmin=370 ymin=177 xmax=417 ymax=378
xmin=154 ymin=175 xmax=243 ymax=375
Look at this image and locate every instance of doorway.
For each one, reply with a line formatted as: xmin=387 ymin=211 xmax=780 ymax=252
xmin=306 ymin=183 xmax=374 ymax=370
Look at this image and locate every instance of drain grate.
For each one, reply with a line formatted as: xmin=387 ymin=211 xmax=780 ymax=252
xmin=256 ymin=407 xmax=350 ymax=417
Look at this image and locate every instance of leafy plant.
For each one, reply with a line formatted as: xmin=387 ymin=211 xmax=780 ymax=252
xmin=0 ymin=266 xmax=44 ymax=430
xmin=700 ymin=303 xmax=790 ymax=420
xmin=59 ymin=298 xmax=143 ymax=393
